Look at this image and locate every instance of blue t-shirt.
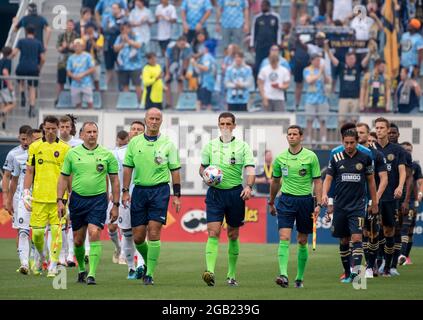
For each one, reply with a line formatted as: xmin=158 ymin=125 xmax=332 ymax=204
xmin=17 ymin=15 xmax=48 ymax=44
xmin=198 ymin=53 xmax=215 ymax=91
xmin=259 ymin=56 xmax=291 ymax=72
xmin=114 ymin=34 xmax=144 ymax=71
xmin=400 ymin=32 xmax=423 ymax=68
xmin=303 ymin=66 xmax=327 ymax=105
xmin=218 ymin=0 xmax=247 ymax=29
xmin=181 ymin=0 xmax=213 ymax=30
xmin=96 ymin=0 xmax=127 ymax=20
xmin=66 ymin=52 xmax=95 ymax=88
xmin=225 ymin=64 xmax=253 ymax=104
xmin=16 ymin=38 xmax=44 ymax=74
xmin=165 ymin=42 xmax=192 ymax=64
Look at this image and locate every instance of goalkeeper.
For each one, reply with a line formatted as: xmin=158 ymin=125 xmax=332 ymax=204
xmin=199 ymin=112 xmax=255 ymax=287
xmin=23 ymin=116 xmax=71 ymax=277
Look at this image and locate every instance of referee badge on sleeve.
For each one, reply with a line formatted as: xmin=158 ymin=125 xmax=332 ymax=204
xmin=282 ymin=167 xmax=288 ymax=176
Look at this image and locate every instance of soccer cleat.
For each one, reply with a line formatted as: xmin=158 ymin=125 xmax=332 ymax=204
xmin=66 ymin=260 xmax=76 ymax=267
xmin=382 ymin=271 xmax=392 ymax=277
xmin=390 ymin=268 xmax=400 ymax=276
xmin=341 ymin=273 xmax=356 ymax=283
xmin=77 ymin=271 xmax=87 ymax=283
xmin=339 ymin=273 xmax=346 ymax=280
xmin=42 ymin=261 xmax=48 ymax=271
xmin=365 ymin=268 xmax=374 ymax=279
xmin=226 ymin=278 xmax=238 ymax=287
xmin=143 ymin=275 xmax=154 ymax=285
xmin=112 ymin=249 xmax=121 ymax=264
xmin=406 ymin=257 xmax=413 ymax=265
xmin=398 ymin=255 xmax=407 ymax=266
xmin=31 ymin=259 xmax=43 ymax=276
xmin=47 ymin=265 xmax=58 ymax=278
xmin=18 ymin=265 xmax=29 ymax=275
xmin=119 ymin=256 xmax=126 ymax=265
xmin=378 ymin=260 xmax=385 ymax=274
xmin=127 ymin=269 xmax=137 ymax=280
xmin=135 ymin=265 xmax=146 ymax=280
xmin=294 ymin=280 xmax=304 ymax=288
xmin=202 ymin=271 xmax=215 ymax=287
xmin=275 ymin=275 xmax=289 ymax=288
xmin=87 ymin=276 xmax=96 ymax=285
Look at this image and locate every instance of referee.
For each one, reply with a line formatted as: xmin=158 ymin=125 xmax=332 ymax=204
xmin=122 ymin=108 xmax=182 ymax=285
xmin=269 ymin=125 xmax=322 ymax=288
xmin=57 ymin=122 xmax=120 ymax=285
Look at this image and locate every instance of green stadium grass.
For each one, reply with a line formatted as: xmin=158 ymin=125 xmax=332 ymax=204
xmin=0 ymin=240 xmax=422 ymax=300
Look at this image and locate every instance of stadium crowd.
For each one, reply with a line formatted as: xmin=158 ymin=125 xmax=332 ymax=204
xmin=1 ymin=0 xmax=423 ymax=130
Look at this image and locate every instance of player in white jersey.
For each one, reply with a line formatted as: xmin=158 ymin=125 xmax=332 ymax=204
xmin=2 ymin=125 xmax=32 ymax=274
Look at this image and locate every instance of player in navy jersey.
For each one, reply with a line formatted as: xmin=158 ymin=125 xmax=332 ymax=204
xmin=356 ymin=123 xmax=388 ymax=278
xmin=323 ymin=129 xmax=378 ymax=283
xmin=398 ymin=142 xmax=423 ymax=266
xmin=373 ymin=118 xmax=406 ymax=277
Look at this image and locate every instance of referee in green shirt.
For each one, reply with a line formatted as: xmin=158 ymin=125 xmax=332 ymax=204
xmin=122 ymin=108 xmax=182 ymax=285
xmin=57 ymin=122 xmax=120 ymax=285
xmin=269 ymin=125 xmax=322 ymax=288
xmin=200 ymin=112 xmax=256 ymax=287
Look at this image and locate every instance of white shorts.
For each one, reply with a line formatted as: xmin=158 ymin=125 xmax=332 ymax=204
xmin=0 ymin=88 xmax=14 ymax=104
xmin=12 ymin=199 xmax=31 ymax=230
xmin=70 ymin=86 xmax=93 ymax=106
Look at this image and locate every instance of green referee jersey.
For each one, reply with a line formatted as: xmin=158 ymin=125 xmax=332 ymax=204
xmin=61 ymin=144 xmax=119 ymax=196
xmin=123 ymin=134 xmax=181 ymax=186
xmin=201 ymin=137 xmax=255 ymax=190
xmin=272 ymin=147 xmax=321 ymax=196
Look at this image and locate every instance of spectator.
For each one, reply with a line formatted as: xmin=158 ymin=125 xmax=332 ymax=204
xmin=113 ymin=22 xmax=144 ymax=102
xmin=142 ymin=52 xmax=164 ymax=109
xmin=55 ymin=19 xmax=78 ymax=106
xmin=332 ymin=0 xmax=352 ymax=23
xmin=165 ymin=35 xmax=192 ymax=109
xmin=360 ymin=58 xmax=391 ymax=113
xmin=193 ymin=29 xmax=208 ymax=56
xmin=12 ymin=25 xmax=45 ymax=118
xmin=259 ymin=44 xmax=291 ymax=72
xmin=0 ymin=47 xmax=15 ymax=129
xmin=191 ymin=41 xmax=216 ymax=111
xmin=82 ymin=0 xmax=100 ymax=13
xmin=66 ymin=39 xmax=96 ymax=108
xmin=290 ymin=0 xmax=308 ymax=25
xmin=250 ymin=0 xmax=281 ymax=79
xmin=291 ymin=30 xmax=310 ymax=110
xmin=258 ymin=53 xmax=290 ymax=111
xmin=280 ymin=22 xmax=292 ymax=62
xmin=216 ymin=0 xmax=249 ymax=52
xmin=255 ymin=149 xmax=273 ymax=194
xmin=129 ymin=0 xmax=155 ymax=48
xmin=395 ymin=67 xmax=421 ymax=114
xmin=14 ymin=2 xmax=51 ymax=50
xmin=155 ymin=0 xmax=177 ymax=56
xmin=102 ymin=3 xmax=126 ymax=85
xmin=95 ymin=0 xmax=127 ymax=27
xmin=224 ymin=51 xmax=253 ymax=111
xmin=325 ymin=42 xmax=370 ymax=127
xmin=181 ymin=0 xmax=212 ymax=44
xmin=307 ymin=32 xmax=331 ymax=81
xmin=83 ymin=22 xmax=104 ymax=91
xmin=400 ymin=19 xmax=423 ymax=78
xmin=303 ymin=53 xmax=330 ymax=143
xmin=75 ymin=7 xmax=98 ymax=38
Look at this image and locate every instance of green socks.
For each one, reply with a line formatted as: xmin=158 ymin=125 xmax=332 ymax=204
xmin=88 ymin=241 xmax=102 ymax=278
xmin=135 ymin=241 xmax=149 ymax=264
xmin=227 ymin=239 xmax=240 ymax=279
xmin=32 ymin=228 xmax=45 ymax=257
xmin=74 ymin=245 xmax=86 ymax=273
xmin=278 ymin=240 xmax=290 ymax=277
xmin=205 ymin=237 xmax=219 ymax=273
xmin=296 ymin=243 xmax=309 ymax=281
xmin=146 ymin=240 xmax=161 ymax=277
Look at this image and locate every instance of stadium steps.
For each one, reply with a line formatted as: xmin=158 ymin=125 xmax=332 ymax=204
xmin=116 ymin=92 xmax=144 ymax=110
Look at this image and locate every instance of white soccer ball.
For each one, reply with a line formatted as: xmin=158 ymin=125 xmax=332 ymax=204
xmin=203 ymin=165 xmax=223 ymax=186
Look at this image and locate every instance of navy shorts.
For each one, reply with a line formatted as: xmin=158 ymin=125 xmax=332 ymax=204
xmin=276 ymin=194 xmax=314 ymax=234
xmin=130 ymin=183 xmax=170 ymax=227
xmin=197 ymin=87 xmax=212 ymax=105
xmin=379 ymin=200 xmax=398 ymax=228
xmin=69 ymin=192 xmax=108 ymax=231
xmin=205 ymin=185 xmax=245 ymax=228
xmin=331 ymin=208 xmax=365 ymax=238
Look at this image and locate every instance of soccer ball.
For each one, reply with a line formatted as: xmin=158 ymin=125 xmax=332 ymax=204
xmin=202 ymin=166 xmax=223 ymax=186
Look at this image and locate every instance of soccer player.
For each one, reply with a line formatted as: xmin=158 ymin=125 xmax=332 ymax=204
xmin=3 ymin=125 xmax=31 ymax=273
xmin=268 ymin=125 xmax=322 ymax=288
xmin=323 ymin=128 xmax=378 ymax=283
xmin=122 ymin=108 xmax=181 ymax=285
xmin=398 ymin=142 xmax=423 ymax=265
xmin=387 ymin=123 xmax=414 ymax=275
xmin=23 ymin=116 xmax=71 ymax=277
xmin=199 ymin=112 xmax=255 ymax=287
xmin=57 ymin=122 xmax=120 ymax=285
xmin=373 ymin=117 xmax=406 ymax=277
xmin=356 ymin=122 xmax=388 ymax=278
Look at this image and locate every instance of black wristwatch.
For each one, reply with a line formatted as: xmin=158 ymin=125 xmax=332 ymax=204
xmin=122 ymin=187 xmax=129 ymax=193
xmin=113 ymin=202 xmax=120 ymax=207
